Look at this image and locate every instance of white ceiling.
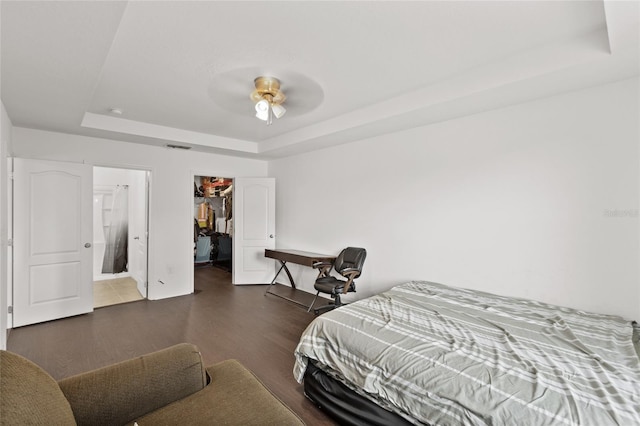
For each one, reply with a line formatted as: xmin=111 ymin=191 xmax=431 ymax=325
xmin=1 ymin=1 xmax=638 ymax=159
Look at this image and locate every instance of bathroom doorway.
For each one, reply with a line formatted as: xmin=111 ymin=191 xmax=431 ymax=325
xmin=93 ymin=166 xmax=149 ymax=308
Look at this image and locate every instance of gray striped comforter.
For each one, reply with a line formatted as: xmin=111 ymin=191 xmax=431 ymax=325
xmin=294 ymin=281 xmax=640 ymax=425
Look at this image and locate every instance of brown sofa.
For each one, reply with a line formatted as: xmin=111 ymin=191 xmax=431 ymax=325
xmin=0 ymin=343 xmax=305 ymax=425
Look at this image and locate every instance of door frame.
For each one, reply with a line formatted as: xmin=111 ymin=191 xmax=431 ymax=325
xmin=8 ymin=159 xmax=152 ymax=327
xmin=189 ymin=170 xmax=236 ymax=292
xmin=93 ymin=162 xmax=152 ymax=298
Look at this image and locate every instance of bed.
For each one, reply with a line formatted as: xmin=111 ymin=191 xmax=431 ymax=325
xmin=294 ymin=281 xmax=640 ymax=425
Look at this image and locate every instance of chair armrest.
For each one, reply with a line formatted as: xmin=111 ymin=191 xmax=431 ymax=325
xmin=312 ymin=261 xmax=333 ymax=269
xmin=341 ymin=270 xmax=360 ymax=293
xmin=58 ymin=343 xmax=207 ymax=426
xmin=313 ymin=261 xmax=333 ymax=279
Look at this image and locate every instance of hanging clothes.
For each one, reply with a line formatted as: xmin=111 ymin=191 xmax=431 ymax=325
xmin=224 ymin=194 xmax=232 ymax=234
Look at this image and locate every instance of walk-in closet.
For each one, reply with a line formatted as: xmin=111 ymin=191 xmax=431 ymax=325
xmin=194 ymin=176 xmax=233 ymax=271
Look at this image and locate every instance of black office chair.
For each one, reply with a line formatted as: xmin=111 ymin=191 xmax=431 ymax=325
xmin=308 ymin=247 xmax=367 ymax=315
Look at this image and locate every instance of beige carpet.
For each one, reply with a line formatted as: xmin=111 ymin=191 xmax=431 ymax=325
xmin=94 ymin=277 xmax=144 ymax=308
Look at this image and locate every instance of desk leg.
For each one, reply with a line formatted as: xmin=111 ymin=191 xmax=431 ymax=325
xmin=281 ymin=261 xmax=295 ymax=289
xmin=265 ymin=261 xmax=311 ymax=310
xmin=265 ymin=261 xmax=294 ymax=294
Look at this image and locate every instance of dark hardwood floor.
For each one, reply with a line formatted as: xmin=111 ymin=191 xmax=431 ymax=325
xmin=7 ymin=266 xmax=336 ymax=426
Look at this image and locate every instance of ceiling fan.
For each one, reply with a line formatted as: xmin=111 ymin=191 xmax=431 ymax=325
xmin=207 ymin=67 xmax=324 ymax=126
xmin=250 ymin=76 xmax=286 ymax=125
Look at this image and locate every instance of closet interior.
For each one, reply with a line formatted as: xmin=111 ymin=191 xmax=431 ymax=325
xmin=194 ymin=176 xmax=233 ymax=271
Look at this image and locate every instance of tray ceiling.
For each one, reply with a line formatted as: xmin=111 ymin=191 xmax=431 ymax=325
xmin=1 ymin=1 xmax=638 ymax=158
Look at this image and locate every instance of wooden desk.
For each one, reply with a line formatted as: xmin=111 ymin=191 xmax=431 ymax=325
xmin=264 ymin=249 xmax=336 ymax=307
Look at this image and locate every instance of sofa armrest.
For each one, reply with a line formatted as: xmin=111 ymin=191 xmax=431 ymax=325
xmin=58 ymin=343 xmax=207 ymax=426
xmin=131 ymin=359 xmax=305 ymax=425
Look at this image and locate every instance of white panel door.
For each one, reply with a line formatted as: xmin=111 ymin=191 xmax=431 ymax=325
xmin=232 ymin=178 xmax=276 ymax=284
xmin=7 ymin=158 xmax=13 ymax=329
xmin=13 ymin=158 xmax=93 ymax=327
xmin=129 ymin=170 xmax=148 ymax=297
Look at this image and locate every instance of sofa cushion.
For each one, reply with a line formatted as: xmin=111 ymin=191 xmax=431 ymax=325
xmin=58 ymin=343 xmax=207 ymax=426
xmin=0 ymin=350 xmax=76 ymax=425
xmin=132 ymin=359 xmax=305 ymax=425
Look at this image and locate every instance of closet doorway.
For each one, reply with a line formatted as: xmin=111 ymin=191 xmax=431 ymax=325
xmin=93 ymin=166 xmax=149 ymax=308
xmin=194 ymin=176 xmax=233 ymax=272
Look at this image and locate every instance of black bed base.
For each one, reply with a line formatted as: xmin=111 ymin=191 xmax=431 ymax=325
xmin=303 ymin=361 xmax=416 ymax=426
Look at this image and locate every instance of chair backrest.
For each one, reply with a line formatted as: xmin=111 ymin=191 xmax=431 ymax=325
xmin=334 ymin=247 xmax=367 ymax=279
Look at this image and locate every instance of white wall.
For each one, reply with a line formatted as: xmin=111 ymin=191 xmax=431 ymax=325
xmin=12 ymin=128 xmax=268 ymax=300
xmin=269 ymin=77 xmax=640 ymax=321
xmin=94 ymin=166 xmax=131 ymax=186
xmin=0 ymin=102 xmax=13 ymax=349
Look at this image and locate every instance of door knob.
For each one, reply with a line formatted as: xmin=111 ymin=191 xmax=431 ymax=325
xmin=134 ymin=236 xmax=140 ymax=240
xmin=84 ymin=243 xmax=92 ymax=248
xmin=269 ymin=234 xmax=274 ymax=238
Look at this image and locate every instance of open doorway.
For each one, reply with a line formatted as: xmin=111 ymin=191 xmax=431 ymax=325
xmin=93 ymin=166 xmax=149 ymax=308
xmin=194 ymin=176 xmax=233 ymax=272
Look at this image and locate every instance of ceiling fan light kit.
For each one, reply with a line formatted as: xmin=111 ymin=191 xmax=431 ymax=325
xmin=251 ymin=76 xmax=286 ymax=125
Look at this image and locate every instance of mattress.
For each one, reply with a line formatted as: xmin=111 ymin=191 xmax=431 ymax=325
xmin=294 ymin=281 xmax=640 ymax=425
